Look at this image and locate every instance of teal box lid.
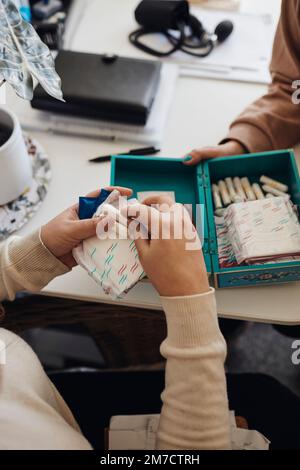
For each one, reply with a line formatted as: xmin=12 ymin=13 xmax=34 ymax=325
xmin=110 ymin=155 xmax=212 ymax=272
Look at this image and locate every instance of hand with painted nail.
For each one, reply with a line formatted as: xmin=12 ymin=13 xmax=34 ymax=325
xmin=41 ymin=187 xmax=132 ymax=268
xmin=183 ymin=141 xmax=246 ymax=166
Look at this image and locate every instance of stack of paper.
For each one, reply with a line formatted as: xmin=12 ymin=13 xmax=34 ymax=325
xmin=65 ymin=0 xmax=277 ymax=85
xmin=178 ymin=8 xmax=275 ymax=83
xmin=16 ymin=63 xmax=178 ymax=146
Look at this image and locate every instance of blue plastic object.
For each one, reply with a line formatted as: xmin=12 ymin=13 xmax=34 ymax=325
xmin=79 ymin=189 xmax=111 ymax=220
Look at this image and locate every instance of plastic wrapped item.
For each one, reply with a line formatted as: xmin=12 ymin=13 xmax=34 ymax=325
xmin=74 ymin=189 xmax=146 ymax=299
xmin=252 ymin=183 xmax=265 ymax=200
xmin=224 ymin=197 xmax=300 ymax=265
xmin=260 ymin=175 xmax=289 ymax=193
xmin=78 ymin=189 xmax=111 ymax=220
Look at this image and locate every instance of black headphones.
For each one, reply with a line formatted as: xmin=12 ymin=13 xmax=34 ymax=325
xmin=129 ymin=0 xmax=234 ymax=58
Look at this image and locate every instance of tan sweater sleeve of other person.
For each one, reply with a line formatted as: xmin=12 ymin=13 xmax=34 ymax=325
xmin=223 ymin=0 xmax=300 ymax=153
xmin=0 ymin=229 xmax=69 ymax=302
xmin=156 ymin=288 xmax=231 ymax=450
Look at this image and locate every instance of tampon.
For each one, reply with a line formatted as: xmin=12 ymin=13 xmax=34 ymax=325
xmin=218 ymin=180 xmax=231 ymax=206
xmin=262 ymin=185 xmax=290 ymax=199
xmin=225 ymin=177 xmax=238 ymax=202
xmin=215 ymin=208 xmax=227 ymax=217
xmin=233 ymin=177 xmax=247 ymax=201
xmin=241 ymin=177 xmax=256 ymax=201
xmin=224 ymin=177 xmax=243 ymax=203
xmin=212 ymin=184 xmax=223 ymax=209
xmin=260 ymin=175 xmax=288 ymax=193
xmin=252 ymin=183 xmax=265 ymax=200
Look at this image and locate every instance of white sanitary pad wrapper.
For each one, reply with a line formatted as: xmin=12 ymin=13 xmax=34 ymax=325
xmin=73 ymin=190 xmax=146 ymax=299
xmin=225 ymin=197 xmax=300 ymax=264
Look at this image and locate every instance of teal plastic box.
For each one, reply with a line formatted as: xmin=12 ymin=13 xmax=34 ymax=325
xmin=110 ymin=150 xmax=300 ymax=288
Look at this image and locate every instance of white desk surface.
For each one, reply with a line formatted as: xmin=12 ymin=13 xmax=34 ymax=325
xmin=7 ymin=0 xmax=300 ymax=325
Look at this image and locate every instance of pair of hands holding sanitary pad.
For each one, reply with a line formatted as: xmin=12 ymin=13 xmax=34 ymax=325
xmin=41 ymin=186 xmax=209 ymax=297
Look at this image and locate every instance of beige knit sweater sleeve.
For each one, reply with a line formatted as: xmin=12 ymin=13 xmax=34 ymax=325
xmin=0 ymin=229 xmax=69 ymax=302
xmin=157 ymin=290 xmax=231 ymax=450
xmin=0 ymin=232 xmax=230 ymax=450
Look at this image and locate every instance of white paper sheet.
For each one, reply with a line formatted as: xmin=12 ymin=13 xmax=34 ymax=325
xmin=66 ymin=0 xmax=276 ymax=84
xmin=178 ymin=9 xmax=275 ymax=83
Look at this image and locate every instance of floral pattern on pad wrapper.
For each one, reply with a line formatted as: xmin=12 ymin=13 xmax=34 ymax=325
xmin=0 ymin=135 xmax=51 ymax=241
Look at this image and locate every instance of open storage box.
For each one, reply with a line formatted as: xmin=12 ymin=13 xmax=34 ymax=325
xmin=110 ymin=150 xmax=300 ymax=288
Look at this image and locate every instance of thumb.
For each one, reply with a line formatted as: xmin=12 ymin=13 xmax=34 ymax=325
xmin=183 ymin=147 xmax=225 ymax=165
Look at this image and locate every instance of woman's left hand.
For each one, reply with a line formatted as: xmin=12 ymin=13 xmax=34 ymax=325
xmin=41 ymin=186 xmax=132 ymax=268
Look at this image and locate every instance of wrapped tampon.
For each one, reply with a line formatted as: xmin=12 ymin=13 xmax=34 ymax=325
xmin=218 ymin=180 xmax=231 ymax=206
xmin=262 ymin=185 xmax=290 ymax=199
xmin=260 ymin=175 xmax=288 ymax=193
xmin=225 ymin=177 xmax=236 ymax=202
xmin=233 ymin=177 xmax=247 ymax=201
xmin=252 ymin=183 xmax=265 ymax=200
xmin=225 ymin=177 xmax=242 ymax=203
xmin=212 ymin=184 xmax=223 ymax=209
xmin=215 ymin=208 xmax=226 ymax=217
xmin=241 ymin=177 xmax=256 ymax=201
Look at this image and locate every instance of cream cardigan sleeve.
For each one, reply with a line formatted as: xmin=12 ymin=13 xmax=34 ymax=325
xmin=0 ymin=229 xmax=69 ymax=302
xmin=156 ymin=289 xmax=231 ymax=450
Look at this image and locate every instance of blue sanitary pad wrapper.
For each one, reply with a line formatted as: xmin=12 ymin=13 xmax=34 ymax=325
xmin=79 ymin=189 xmax=112 ymax=220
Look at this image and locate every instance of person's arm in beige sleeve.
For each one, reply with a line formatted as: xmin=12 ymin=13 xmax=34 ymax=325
xmin=184 ymin=0 xmax=300 ymax=164
xmin=0 ymin=229 xmax=70 ymax=302
xmin=225 ymin=0 xmax=300 ymax=153
xmin=125 ymin=196 xmax=231 ymax=450
xmin=158 ymin=289 xmax=230 ymax=450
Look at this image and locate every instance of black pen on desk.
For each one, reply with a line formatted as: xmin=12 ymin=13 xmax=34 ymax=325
xmin=89 ymin=146 xmax=160 ymax=163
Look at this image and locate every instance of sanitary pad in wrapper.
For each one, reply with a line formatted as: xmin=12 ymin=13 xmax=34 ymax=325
xmin=73 ymin=190 xmax=146 ymax=299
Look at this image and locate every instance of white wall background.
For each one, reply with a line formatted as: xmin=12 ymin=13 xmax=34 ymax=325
xmin=0 ymin=83 xmax=6 ymax=105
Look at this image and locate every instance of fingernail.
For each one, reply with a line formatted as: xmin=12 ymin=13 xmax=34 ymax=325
xmin=183 ymin=156 xmax=192 ymax=162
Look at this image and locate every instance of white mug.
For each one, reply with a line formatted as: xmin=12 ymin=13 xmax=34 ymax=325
xmin=0 ymin=106 xmax=32 ymax=205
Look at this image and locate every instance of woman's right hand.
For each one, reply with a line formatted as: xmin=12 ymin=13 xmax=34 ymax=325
xmin=183 ymin=140 xmax=246 ymax=166
xmin=122 ymin=196 xmax=210 ymax=297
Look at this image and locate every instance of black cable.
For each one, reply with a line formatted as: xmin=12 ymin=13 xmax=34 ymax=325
xmin=165 ymin=30 xmax=214 ymax=58
xmin=129 ymin=22 xmax=214 ymax=59
xmin=129 ymin=21 xmax=186 ymax=58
